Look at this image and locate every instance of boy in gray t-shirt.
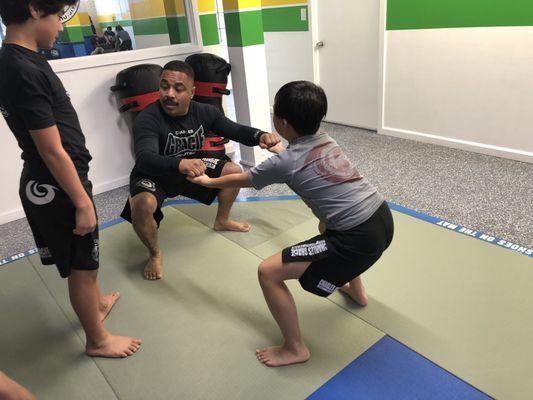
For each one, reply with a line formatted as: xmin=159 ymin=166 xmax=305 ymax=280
xmin=189 ymin=81 xmax=394 ymax=367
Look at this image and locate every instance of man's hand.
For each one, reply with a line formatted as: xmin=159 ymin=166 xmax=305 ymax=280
xmin=187 ymin=174 xmax=213 ymax=187
xmin=267 ymin=142 xmax=285 ymax=154
xmin=259 ymin=132 xmax=281 ymax=150
xmin=73 ymin=203 xmax=97 ymax=236
xmin=179 ymin=159 xmax=206 ymax=177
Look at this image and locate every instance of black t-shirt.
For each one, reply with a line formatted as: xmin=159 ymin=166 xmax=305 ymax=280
xmin=133 ymin=100 xmax=264 ymax=178
xmin=0 ymin=43 xmax=92 ymax=180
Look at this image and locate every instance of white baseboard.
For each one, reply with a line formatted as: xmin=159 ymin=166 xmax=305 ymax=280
xmin=380 ymin=126 xmax=533 ymax=163
xmin=0 ymin=175 xmax=130 ymax=226
xmin=91 ymin=175 xmax=130 ymax=195
xmin=0 ymin=209 xmax=26 ymax=225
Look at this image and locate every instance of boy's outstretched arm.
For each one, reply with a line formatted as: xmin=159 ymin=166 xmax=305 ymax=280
xmin=188 ymin=172 xmax=253 ymax=189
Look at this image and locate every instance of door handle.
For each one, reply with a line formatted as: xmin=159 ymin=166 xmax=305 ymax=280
xmin=316 ymin=41 xmax=324 ymax=49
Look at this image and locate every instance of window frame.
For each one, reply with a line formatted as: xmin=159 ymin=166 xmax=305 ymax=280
xmin=50 ymin=0 xmax=203 ymax=73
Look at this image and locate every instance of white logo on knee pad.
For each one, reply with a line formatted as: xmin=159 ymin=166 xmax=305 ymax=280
xmin=25 ymin=181 xmax=59 ymax=205
xmin=137 ymin=179 xmax=156 ymax=192
xmin=92 ymin=239 xmax=99 ymax=262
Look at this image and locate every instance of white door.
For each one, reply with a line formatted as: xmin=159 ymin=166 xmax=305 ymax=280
xmin=314 ymin=0 xmax=380 ymax=130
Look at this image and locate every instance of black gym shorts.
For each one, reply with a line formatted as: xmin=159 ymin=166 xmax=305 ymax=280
xmin=19 ymin=174 xmax=99 ymax=278
xmin=282 ymin=201 xmax=394 ymax=297
xmin=121 ymin=157 xmax=229 ymax=227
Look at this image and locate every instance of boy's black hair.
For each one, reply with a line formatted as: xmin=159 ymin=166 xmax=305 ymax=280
xmin=0 ymin=0 xmax=78 ymax=25
xmin=274 ymin=81 xmax=328 ymax=136
xmin=116 ymin=24 xmax=123 ymax=31
xmin=163 ymin=60 xmax=195 ymax=81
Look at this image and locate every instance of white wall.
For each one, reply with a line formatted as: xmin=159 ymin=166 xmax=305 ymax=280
xmin=379 ymin=3 xmax=533 ymax=162
xmin=135 ymin=34 xmax=171 ymax=50
xmin=264 ymin=31 xmax=314 ymax=106
xmin=0 ymin=49 xmax=200 ymax=224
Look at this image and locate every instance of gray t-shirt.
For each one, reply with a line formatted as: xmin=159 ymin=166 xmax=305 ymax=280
xmin=248 ymin=132 xmax=384 ymax=231
xmin=117 ymin=30 xmax=131 ymax=41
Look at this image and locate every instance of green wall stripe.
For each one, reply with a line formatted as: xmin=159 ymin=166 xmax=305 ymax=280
xmin=262 ymin=6 xmax=308 ymax=32
xmin=387 ymin=0 xmax=533 ymax=30
xmin=132 ymin=17 xmax=169 ymax=35
xmin=200 ymin=13 xmax=220 ymax=45
xmin=81 ymin=26 xmax=94 ymax=37
xmin=98 ymin=20 xmax=133 ymax=29
xmin=58 ymin=26 xmax=84 ymax=43
xmin=224 ymin=10 xmax=264 ymax=47
xmin=167 ymin=16 xmax=191 ymax=44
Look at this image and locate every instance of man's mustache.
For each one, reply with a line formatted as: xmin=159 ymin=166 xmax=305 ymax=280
xmin=163 ymin=98 xmax=178 ymax=106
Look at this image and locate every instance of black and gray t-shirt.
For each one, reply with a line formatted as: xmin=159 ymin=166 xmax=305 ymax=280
xmin=132 ymin=100 xmax=264 ymax=177
xmin=0 ymin=43 xmax=92 ymax=180
xmin=248 ymin=132 xmax=384 ymax=231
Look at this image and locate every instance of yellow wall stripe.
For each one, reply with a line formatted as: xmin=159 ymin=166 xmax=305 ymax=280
xmin=97 ymin=14 xmax=116 ymax=24
xmin=261 ymin=0 xmax=307 ymax=7
xmin=163 ymin=0 xmax=186 ymax=15
xmin=198 ymin=0 xmax=217 ymax=13
xmin=222 ymin=0 xmax=262 ymax=12
xmin=130 ymin=0 xmax=166 ymax=19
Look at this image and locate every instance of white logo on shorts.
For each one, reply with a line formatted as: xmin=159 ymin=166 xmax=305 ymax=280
xmin=137 ymin=179 xmax=156 ymax=192
xmin=202 ymin=158 xmax=220 ymax=170
xmin=25 ymin=181 xmax=59 ymax=205
xmin=0 ymin=105 xmax=9 ymax=118
xmin=291 ymin=240 xmax=328 ymax=257
xmin=92 ymin=239 xmax=99 ymax=262
xmin=38 ymin=247 xmax=52 ymax=259
xmin=317 ymin=279 xmax=337 ymax=294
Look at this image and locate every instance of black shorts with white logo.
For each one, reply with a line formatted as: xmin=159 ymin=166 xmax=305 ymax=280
xmin=19 ymin=173 xmax=99 ymax=278
xmin=121 ymin=157 xmax=229 ymax=227
xmin=282 ymin=201 xmax=394 ymax=297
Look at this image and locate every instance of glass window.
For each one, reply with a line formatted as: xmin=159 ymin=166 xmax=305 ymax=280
xmin=0 ymin=18 xmax=6 ymax=46
xmin=215 ymin=0 xmax=226 ymax=45
xmin=38 ymin=0 xmax=193 ymax=60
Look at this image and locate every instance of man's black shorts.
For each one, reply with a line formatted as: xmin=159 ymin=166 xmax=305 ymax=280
xmin=19 ymin=174 xmax=99 ymax=278
xmin=121 ymin=157 xmax=229 ymax=227
xmin=282 ymin=201 xmax=394 ymax=297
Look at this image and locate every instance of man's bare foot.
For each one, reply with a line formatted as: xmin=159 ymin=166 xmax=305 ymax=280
xmin=144 ymin=254 xmax=163 ymax=280
xmin=256 ymin=344 xmax=310 ymax=367
xmin=86 ymin=334 xmax=142 ymax=358
xmin=214 ymin=219 xmax=251 ymax=232
xmin=100 ymin=292 xmax=120 ymax=321
xmin=340 ymin=281 xmax=368 ymax=306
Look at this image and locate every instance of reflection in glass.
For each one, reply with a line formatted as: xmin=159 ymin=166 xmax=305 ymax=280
xmin=31 ymin=0 xmax=192 ymax=60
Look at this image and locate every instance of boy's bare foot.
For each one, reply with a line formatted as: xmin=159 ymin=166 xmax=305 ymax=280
xmin=144 ymin=254 xmax=163 ymax=280
xmin=86 ymin=335 xmax=142 ymax=358
xmin=340 ymin=281 xmax=368 ymax=306
xmin=214 ymin=219 xmax=251 ymax=232
xmin=99 ymin=292 xmax=120 ymax=321
xmin=256 ymin=345 xmax=310 ymax=367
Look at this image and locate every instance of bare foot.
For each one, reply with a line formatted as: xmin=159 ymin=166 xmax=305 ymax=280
xmin=256 ymin=345 xmax=310 ymax=367
xmin=100 ymin=292 xmax=120 ymax=322
xmin=340 ymin=281 xmax=368 ymax=306
xmin=144 ymin=254 xmax=163 ymax=280
xmin=86 ymin=334 xmax=142 ymax=358
xmin=214 ymin=219 xmax=251 ymax=232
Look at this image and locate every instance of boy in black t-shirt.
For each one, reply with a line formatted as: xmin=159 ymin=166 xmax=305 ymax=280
xmin=0 ymin=1 xmax=141 ymax=358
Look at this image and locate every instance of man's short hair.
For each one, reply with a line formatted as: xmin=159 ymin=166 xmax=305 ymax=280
xmin=274 ymin=81 xmax=328 ymax=136
xmin=0 ymin=0 xmax=78 ymax=25
xmin=163 ymin=60 xmax=195 ymax=81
